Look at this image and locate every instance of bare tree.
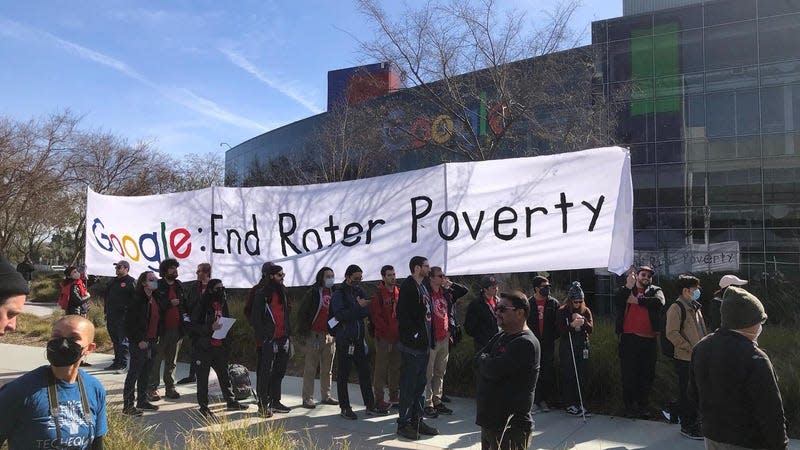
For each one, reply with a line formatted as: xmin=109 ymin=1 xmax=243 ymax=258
xmin=356 ymin=0 xmax=613 ymax=161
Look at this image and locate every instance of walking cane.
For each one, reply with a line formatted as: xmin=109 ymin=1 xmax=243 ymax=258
xmin=567 ymin=317 xmax=587 ymax=423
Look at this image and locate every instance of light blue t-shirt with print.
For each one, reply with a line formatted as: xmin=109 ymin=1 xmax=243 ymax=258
xmin=0 ymin=366 xmax=108 ymax=449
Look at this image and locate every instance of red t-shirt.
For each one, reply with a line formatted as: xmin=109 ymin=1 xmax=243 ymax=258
xmin=164 ymin=283 xmax=180 ymax=329
xmin=210 ymin=301 xmax=224 ymax=347
xmin=271 ymin=291 xmax=286 ymax=339
xmin=311 ymin=288 xmax=332 ymax=334
xmin=431 ymin=289 xmax=449 ymax=342
xmin=146 ymin=297 xmax=160 ymax=340
xmin=622 ymin=287 xmax=656 ymax=337
xmin=536 ymin=297 xmax=546 ymax=335
xmin=486 ymin=295 xmax=497 ymax=313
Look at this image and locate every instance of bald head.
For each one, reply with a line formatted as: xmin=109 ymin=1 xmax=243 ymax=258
xmin=52 ymin=315 xmax=96 ymax=346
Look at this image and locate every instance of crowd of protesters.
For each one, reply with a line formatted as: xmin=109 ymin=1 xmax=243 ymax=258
xmin=0 ymin=253 xmax=790 ymax=450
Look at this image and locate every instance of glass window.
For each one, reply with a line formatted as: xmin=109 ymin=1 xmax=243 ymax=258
xmin=630 ymin=34 xmax=654 ymax=80
xmin=653 ymin=31 xmax=680 ymax=77
xmin=687 ymin=139 xmax=707 ymax=161
xmin=658 ymin=229 xmax=692 ymax=248
xmin=679 ymin=29 xmax=704 ymax=74
xmin=764 ymin=156 xmax=800 ymax=202
xmin=630 ymin=143 xmax=656 ymax=165
xmin=708 ymin=137 xmax=737 ymax=159
xmin=609 ymin=15 xmax=652 ymax=41
xmin=654 ymin=4 xmax=703 ymax=30
xmin=705 ymin=66 xmax=759 ymax=92
xmin=708 ymin=205 xmax=765 ymax=228
xmin=759 ymin=15 xmax=800 ymax=63
xmin=616 ymin=101 xmax=655 ymax=143
xmin=765 ymin=204 xmax=800 ymax=228
xmin=656 ymin=140 xmax=684 ymax=163
xmin=705 ymin=0 xmax=757 ymax=26
xmin=708 ymin=229 xmax=764 ymax=252
xmin=657 ymin=163 xmax=705 ymax=207
xmin=763 ymin=133 xmax=800 ymax=156
xmin=707 ymin=160 xmax=762 ymax=205
xmin=608 ymin=40 xmax=632 ymax=82
xmin=659 ymin=207 xmax=701 ymax=229
xmin=632 ymin=165 xmax=657 ymax=207
xmin=760 ymin=60 xmax=800 ymax=87
xmin=656 ymin=108 xmax=683 ymax=141
xmin=707 ymin=92 xmax=736 ymax=137
xmin=765 ymin=228 xmax=800 ymax=252
xmin=704 ymin=21 xmax=758 ymax=69
xmin=758 ymin=0 xmax=800 ymax=18
xmin=686 ymin=96 xmax=706 ymax=140
xmin=592 ymin=21 xmax=608 ymax=44
xmin=738 ymin=135 xmax=762 ymax=158
xmin=634 ymin=208 xmax=658 ymax=229
xmin=634 ymin=230 xmax=658 ymax=250
xmin=761 ymin=85 xmax=793 ymax=133
xmin=736 ymin=90 xmax=760 ymax=135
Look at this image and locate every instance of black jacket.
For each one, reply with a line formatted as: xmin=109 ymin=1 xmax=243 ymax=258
xmin=689 ymin=329 xmax=788 ymax=450
xmin=464 ymin=295 xmax=499 ymax=352
xmin=155 ymin=278 xmax=188 ymax=335
xmin=526 ymin=295 xmax=560 ymax=352
xmin=250 ymin=281 xmax=291 ymax=345
xmin=475 ymin=329 xmax=539 ymax=431
xmin=330 ymin=282 xmax=369 ymax=344
xmin=183 ymin=280 xmax=207 ymax=320
xmin=614 ymin=284 xmax=664 ymax=335
xmin=104 ymin=275 xmax=136 ymax=318
xmin=189 ymin=291 xmax=230 ymax=351
xmin=397 ymin=276 xmax=434 ymax=351
xmin=124 ymin=291 xmax=159 ymax=344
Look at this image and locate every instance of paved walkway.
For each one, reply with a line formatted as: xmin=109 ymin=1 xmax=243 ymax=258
xmin=0 ymin=343 xmax=796 ymax=449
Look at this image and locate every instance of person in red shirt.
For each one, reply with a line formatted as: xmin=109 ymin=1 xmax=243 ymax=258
xmin=370 ymin=264 xmax=401 ymax=411
xmin=614 ymin=265 xmax=665 ymax=419
xmin=298 ymin=267 xmax=339 ymax=409
xmin=526 ymin=275 xmax=560 ymax=413
xmin=423 ymin=266 xmax=468 ymax=418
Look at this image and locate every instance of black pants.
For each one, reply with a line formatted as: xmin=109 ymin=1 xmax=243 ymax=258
xmin=196 ymin=345 xmax=235 ymax=408
xmin=256 ymin=337 xmax=289 ymax=408
xmin=107 ymin=316 xmax=129 ymax=367
xmin=674 ymin=359 xmax=698 ymax=428
xmin=185 ymin=336 xmax=196 ymax=378
xmin=619 ymin=334 xmax=657 ymax=410
xmin=123 ymin=341 xmax=152 ymax=407
xmin=560 ymin=339 xmax=588 ymax=407
xmin=398 ymin=349 xmax=428 ymax=426
xmin=481 ymin=425 xmax=532 ymax=450
xmin=534 ymin=342 xmax=556 ymax=405
xmin=335 ymin=339 xmax=374 ymax=411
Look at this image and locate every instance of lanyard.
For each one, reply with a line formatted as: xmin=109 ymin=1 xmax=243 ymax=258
xmin=46 ymin=370 xmax=94 ymax=448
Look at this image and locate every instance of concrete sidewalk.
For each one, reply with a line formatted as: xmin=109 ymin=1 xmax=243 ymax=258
xmin=0 ymin=343 xmax=796 ymax=449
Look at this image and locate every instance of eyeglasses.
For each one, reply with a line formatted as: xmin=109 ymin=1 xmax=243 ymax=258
xmin=639 ymin=273 xmax=653 ymax=278
xmin=494 ymin=305 xmax=518 ymax=313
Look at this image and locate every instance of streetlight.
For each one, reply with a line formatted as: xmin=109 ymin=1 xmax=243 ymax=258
xmin=220 ymin=142 xmax=232 ymax=150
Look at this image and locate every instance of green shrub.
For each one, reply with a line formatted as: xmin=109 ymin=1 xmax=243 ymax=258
xmin=30 ymin=272 xmax=62 ymax=303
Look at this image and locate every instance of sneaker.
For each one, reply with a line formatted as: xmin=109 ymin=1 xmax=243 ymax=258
xmin=146 ymin=391 xmax=161 ymax=402
xmin=388 ymin=395 xmax=400 ymax=407
xmin=226 ymin=401 xmax=248 ymax=411
xmin=321 ymin=397 xmax=339 ymax=406
xmin=122 ymin=406 xmax=143 ymax=417
xmin=199 ymin=407 xmax=217 ymax=420
xmin=375 ymin=400 xmax=392 ymax=411
xmin=258 ymin=406 xmax=273 ymax=418
xmin=271 ymin=402 xmax=291 ymax=413
xmin=104 ymin=363 xmax=120 ymax=371
xmin=681 ymin=427 xmax=703 ymax=440
xmin=396 ymin=423 xmax=419 ymax=440
xmin=435 ymin=403 xmax=453 ymax=415
xmin=423 ymin=406 xmax=439 ymax=418
xmin=440 ymin=394 xmax=451 ymax=403
xmin=164 ymin=389 xmax=181 ymax=400
xmin=115 ymin=366 xmax=128 ymax=375
xmin=367 ymin=405 xmax=390 ymax=416
xmin=417 ymin=419 xmax=439 ymax=436
xmin=176 ymin=376 xmax=196 ymax=385
xmin=301 ymin=402 xmax=316 ymax=409
xmin=340 ymin=408 xmax=357 ymax=420
xmin=566 ymin=405 xmax=582 ymax=415
xmin=136 ymin=402 xmax=159 ymax=411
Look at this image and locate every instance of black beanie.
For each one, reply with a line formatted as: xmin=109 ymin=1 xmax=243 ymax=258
xmin=0 ymin=257 xmax=29 ymax=298
xmin=721 ymin=286 xmax=767 ymax=329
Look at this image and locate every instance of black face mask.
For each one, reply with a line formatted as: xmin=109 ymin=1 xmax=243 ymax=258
xmin=46 ymin=337 xmax=84 ymax=367
xmin=539 ymin=287 xmax=551 ymax=298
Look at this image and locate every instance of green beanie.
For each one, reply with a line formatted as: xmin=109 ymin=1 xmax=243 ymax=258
xmin=720 ymin=286 xmax=767 ymax=329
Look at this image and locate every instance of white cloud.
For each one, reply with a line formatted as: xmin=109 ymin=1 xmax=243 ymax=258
xmin=220 ymin=47 xmax=324 ymax=115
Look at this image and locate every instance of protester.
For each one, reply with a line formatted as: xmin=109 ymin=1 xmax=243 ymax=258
xmin=251 ymin=263 xmax=292 ymax=417
xmin=557 ymin=282 xmax=593 ymax=417
xmin=664 ymin=274 xmax=707 ymax=439
xmin=245 ymin=262 xmax=271 ymax=408
xmin=189 ymin=278 xmax=247 ymax=418
xmin=62 ymin=266 xmax=91 ymax=317
xmin=707 ymin=274 xmax=747 ymax=331
xmin=16 ymin=255 xmax=34 ymax=289
xmin=464 ymin=275 xmax=501 ymax=353
xmin=527 ymin=275 xmax=560 ymax=413
xmin=122 ymin=271 xmax=160 ymax=416
xmin=0 ymin=256 xmax=28 ymax=337
xmin=370 ymin=264 xmax=401 ymax=411
xmin=690 ymin=286 xmax=788 ymax=450
xmin=396 ymin=256 xmax=438 ymax=440
xmin=615 ymin=265 xmax=664 ymax=418
xmin=0 ymin=315 xmax=107 ymax=449
xmin=475 ymin=290 xmax=539 ymax=450
xmin=148 ymin=258 xmax=187 ymax=402
xmin=423 ymin=266 xmax=468 ymax=418
xmin=331 ymin=264 xmax=386 ymax=419
xmin=104 ymin=260 xmax=134 ymax=372
xmin=177 ymin=263 xmax=211 ymax=385
xmin=298 ymin=266 xmax=339 ymax=409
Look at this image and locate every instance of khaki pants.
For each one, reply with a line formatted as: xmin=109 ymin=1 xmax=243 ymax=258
xmin=425 ymin=338 xmax=449 ymax=407
xmin=373 ymin=337 xmax=401 ymax=403
xmin=301 ymin=331 xmax=336 ymax=404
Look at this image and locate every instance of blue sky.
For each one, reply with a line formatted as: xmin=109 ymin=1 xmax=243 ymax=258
xmin=0 ymin=1 xmax=621 ymax=158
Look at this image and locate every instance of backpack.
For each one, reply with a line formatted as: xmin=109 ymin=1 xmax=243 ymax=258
xmin=659 ymin=300 xmax=686 ymax=358
xmin=227 ymin=364 xmax=255 ymax=400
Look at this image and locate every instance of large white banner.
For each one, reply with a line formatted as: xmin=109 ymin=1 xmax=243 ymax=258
xmin=85 ymin=146 xmax=633 ymax=287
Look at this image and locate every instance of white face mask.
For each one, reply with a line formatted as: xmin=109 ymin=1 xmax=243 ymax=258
xmin=70 ymin=272 xmax=80 ymax=280
xmin=754 ymin=323 xmax=763 ymax=341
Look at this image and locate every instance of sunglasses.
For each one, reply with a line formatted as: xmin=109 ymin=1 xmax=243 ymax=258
xmin=494 ymin=305 xmax=518 ymax=313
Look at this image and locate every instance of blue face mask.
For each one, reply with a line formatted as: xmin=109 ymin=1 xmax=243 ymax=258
xmin=691 ymin=288 xmax=701 ymax=301
xmin=324 ymin=278 xmax=335 ymax=288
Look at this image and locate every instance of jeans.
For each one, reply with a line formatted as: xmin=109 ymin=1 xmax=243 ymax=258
xmin=106 ymin=316 xmax=129 ymax=367
xmin=397 ymin=349 xmax=429 ymax=426
xmin=124 ymin=341 xmax=153 ymax=407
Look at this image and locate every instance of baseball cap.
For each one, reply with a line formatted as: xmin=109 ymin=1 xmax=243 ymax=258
xmin=719 ymin=274 xmax=747 ymax=289
xmin=638 ymin=265 xmax=655 ymax=274
xmin=113 ymin=260 xmax=130 ymax=269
